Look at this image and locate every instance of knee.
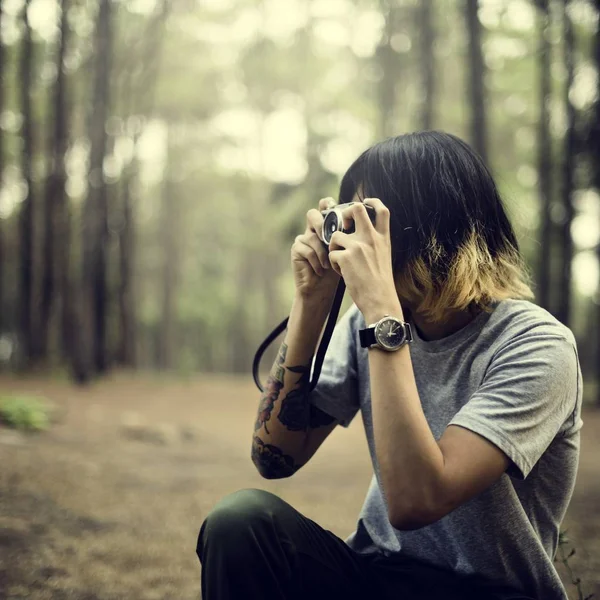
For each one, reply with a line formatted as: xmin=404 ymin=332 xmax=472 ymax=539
xmin=206 ymin=488 xmax=281 ymax=528
xmin=197 ymin=489 xmax=282 ymax=556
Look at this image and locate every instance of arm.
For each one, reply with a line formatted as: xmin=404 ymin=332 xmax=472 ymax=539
xmin=327 ymin=199 xmax=578 ymax=530
xmin=251 ymin=294 xmax=340 ymax=479
xmin=364 ymin=300 xmax=509 ymax=530
xmin=364 ymin=308 xmax=577 ymax=530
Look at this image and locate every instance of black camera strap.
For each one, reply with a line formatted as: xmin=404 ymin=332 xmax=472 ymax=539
xmin=252 ymin=279 xmax=346 ymax=393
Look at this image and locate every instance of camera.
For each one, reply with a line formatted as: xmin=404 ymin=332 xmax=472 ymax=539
xmin=321 ymin=202 xmax=376 ymax=246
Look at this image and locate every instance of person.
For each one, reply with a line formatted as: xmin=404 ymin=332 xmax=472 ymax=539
xmin=196 ymin=131 xmax=583 ymax=600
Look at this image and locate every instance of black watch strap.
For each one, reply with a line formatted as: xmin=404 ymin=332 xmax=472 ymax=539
xmin=359 ymin=327 xmax=377 ymax=348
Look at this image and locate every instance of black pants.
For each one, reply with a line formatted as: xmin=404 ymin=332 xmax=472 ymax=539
xmin=196 ymin=488 xmax=534 ymax=600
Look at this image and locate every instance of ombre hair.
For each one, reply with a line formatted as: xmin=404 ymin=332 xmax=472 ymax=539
xmin=339 ymin=131 xmax=533 ymax=322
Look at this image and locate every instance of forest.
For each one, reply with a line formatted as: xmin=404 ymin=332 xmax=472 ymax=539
xmin=0 ymin=2 xmax=600 ymax=599
xmin=0 ymin=0 xmax=599 ymax=394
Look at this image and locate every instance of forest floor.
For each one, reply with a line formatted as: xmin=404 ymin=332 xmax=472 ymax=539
xmin=0 ymin=373 xmax=598 ymax=600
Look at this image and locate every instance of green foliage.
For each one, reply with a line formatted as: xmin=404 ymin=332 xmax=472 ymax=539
xmin=0 ymin=396 xmax=52 ymax=432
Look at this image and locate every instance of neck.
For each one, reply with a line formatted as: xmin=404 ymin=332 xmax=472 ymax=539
xmin=406 ymin=305 xmax=482 ymax=342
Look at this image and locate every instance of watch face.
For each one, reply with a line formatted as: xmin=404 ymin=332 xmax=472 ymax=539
xmin=375 ymin=317 xmax=406 ymax=350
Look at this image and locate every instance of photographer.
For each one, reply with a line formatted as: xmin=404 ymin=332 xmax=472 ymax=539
xmin=197 ymin=131 xmax=582 ymax=600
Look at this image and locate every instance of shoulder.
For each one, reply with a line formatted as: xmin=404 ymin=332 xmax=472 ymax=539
xmin=485 ymin=299 xmax=576 ymax=348
xmin=482 ymin=300 xmax=581 ymax=399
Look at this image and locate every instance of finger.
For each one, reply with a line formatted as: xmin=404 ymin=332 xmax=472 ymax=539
xmin=294 ymin=236 xmax=324 ymax=276
xmin=346 ymin=201 xmax=374 ymax=234
xmin=318 ymin=197 xmax=337 ymax=211
xmin=328 ymin=249 xmax=345 ymax=277
xmin=306 ymin=208 xmax=325 ymax=240
xmin=363 ymin=197 xmax=390 ymax=235
xmin=302 ymin=232 xmax=331 ymax=270
xmin=329 ymin=230 xmax=351 ymax=253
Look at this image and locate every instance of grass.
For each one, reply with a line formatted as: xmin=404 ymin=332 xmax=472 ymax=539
xmin=0 ymin=395 xmax=52 ymax=431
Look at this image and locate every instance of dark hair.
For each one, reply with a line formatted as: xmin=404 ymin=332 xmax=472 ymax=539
xmin=339 ymin=131 xmax=532 ymax=319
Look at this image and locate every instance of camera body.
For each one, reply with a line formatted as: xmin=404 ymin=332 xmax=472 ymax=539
xmin=320 ymin=202 xmax=376 ymax=246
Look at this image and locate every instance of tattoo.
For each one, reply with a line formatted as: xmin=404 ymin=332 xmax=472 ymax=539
xmin=309 ymin=405 xmax=336 ymax=427
xmin=273 ymin=365 xmax=285 ymax=383
xmin=255 ymin=343 xmax=334 ymax=435
xmin=254 ymin=343 xmax=288 ymax=433
xmin=251 ymin=436 xmax=298 ymax=479
xmin=272 ymin=344 xmax=287 ymax=384
xmin=255 ymin=376 xmax=283 ymax=433
xmin=278 ymin=365 xmax=311 ymax=431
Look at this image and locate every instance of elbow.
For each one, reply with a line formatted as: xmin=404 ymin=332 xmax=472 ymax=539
xmin=252 ymin=458 xmax=296 ymax=480
xmin=389 ymin=510 xmax=435 ymax=531
xmin=250 ymin=435 xmax=300 ymax=480
xmin=388 ymin=497 xmax=447 ymax=531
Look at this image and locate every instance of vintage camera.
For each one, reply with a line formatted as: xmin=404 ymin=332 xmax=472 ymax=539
xmin=321 ymin=202 xmax=376 ymax=246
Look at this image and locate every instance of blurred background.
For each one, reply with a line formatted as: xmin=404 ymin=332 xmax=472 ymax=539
xmin=0 ymin=0 xmax=599 ymax=599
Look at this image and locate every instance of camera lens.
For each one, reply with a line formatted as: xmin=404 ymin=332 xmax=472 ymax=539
xmin=322 ymin=211 xmax=340 ymax=245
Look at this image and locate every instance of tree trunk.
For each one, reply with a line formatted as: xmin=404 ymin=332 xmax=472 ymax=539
xmin=78 ymin=0 xmax=112 ymax=381
xmin=0 ymin=1 xmax=4 ymax=334
xmin=230 ymin=259 xmax=253 ymax=374
xmin=40 ymin=0 xmax=71 ymax=360
xmin=465 ymin=0 xmax=489 ymax=164
xmin=116 ymin=0 xmax=170 ymax=368
xmin=418 ymin=0 xmax=435 ymax=130
xmin=536 ymin=0 xmax=553 ymax=312
xmin=157 ymin=127 xmax=179 ymax=370
xmin=557 ymin=0 xmax=575 ymax=327
xmin=376 ymin=0 xmax=400 ymax=138
xmin=18 ymin=0 xmax=36 ymax=365
xmin=592 ymin=0 xmax=600 ymax=406
xmin=117 ymin=169 xmax=136 ymax=366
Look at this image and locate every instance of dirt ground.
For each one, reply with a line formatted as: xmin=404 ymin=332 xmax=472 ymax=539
xmin=0 ymin=373 xmax=598 ymax=600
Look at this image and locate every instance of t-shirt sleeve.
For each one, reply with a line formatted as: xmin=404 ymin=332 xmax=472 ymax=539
xmin=449 ymin=331 xmax=580 ymax=479
xmin=308 ymin=305 xmax=361 ymax=428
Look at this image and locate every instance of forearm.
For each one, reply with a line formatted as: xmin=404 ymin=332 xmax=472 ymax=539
xmin=251 ymin=294 xmax=335 ymax=477
xmin=363 ymin=306 xmax=446 ymax=529
xmin=369 ymin=346 xmax=446 ymax=527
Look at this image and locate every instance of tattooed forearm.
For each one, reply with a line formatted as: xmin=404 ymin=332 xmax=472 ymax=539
xmin=254 ymin=343 xmax=288 ymax=433
xmin=255 ymin=341 xmax=334 ymax=436
xmin=251 ymin=435 xmax=298 ymax=479
xmin=254 ymin=375 xmax=283 ymax=433
xmin=277 ymin=364 xmax=312 ymax=431
xmin=272 ymin=343 xmax=287 ymax=384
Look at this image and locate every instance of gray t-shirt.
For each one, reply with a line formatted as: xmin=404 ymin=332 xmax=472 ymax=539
xmin=309 ymin=299 xmax=583 ymax=600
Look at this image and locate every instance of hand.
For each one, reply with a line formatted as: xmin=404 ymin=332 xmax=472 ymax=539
xmin=291 ymin=197 xmax=341 ymax=304
xmin=328 ymin=198 xmax=402 ymax=322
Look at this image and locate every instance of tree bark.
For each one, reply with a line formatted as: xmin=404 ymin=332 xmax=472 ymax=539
xmin=117 ymin=171 xmax=136 ymax=366
xmin=117 ymin=0 xmax=170 ymax=368
xmin=376 ymin=0 xmax=400 ymax=138
xmin=0 ymin=1 xmax=4 ymax=333
xmin=465 ymin=0 xmax=489 ymax=164
xmin=157 ymin=126 xmax=179 ymax=370
xmin=418 ymin=0 xmax=435 ymax=130
xmin=557 ymin=0 xmax=576 ymax=327
xmin=536 ymin=0 xmax=553 ymax=312
xmin=78 ymin=0 xmax=113 ymax=380
xmin=592 ymin=0 xmax=600 ymax=406
xmin=18 ymin=0 xmax=36 ymax=364
xmin=40 ymin=0 xmax=71 ymax=360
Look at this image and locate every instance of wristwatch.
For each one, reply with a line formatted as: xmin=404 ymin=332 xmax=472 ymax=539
xmin=359 ymin=315 xmax=413 ymax=351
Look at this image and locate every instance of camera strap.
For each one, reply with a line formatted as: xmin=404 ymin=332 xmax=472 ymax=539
xmin=252 ymin=279 xmax=346 ymax=393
